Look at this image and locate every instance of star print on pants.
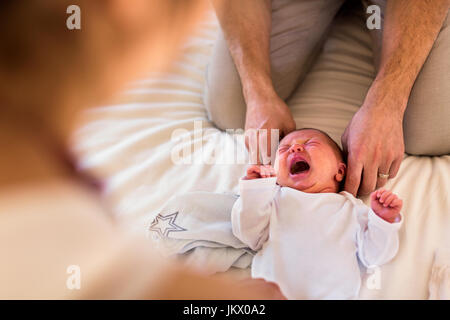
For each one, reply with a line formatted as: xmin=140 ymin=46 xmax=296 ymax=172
xmin=149 ymin=212 xmax=186 ymax=238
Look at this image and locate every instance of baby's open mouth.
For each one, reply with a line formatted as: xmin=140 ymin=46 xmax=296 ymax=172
xmin=290 ymin=160 xmax=310 ymax=175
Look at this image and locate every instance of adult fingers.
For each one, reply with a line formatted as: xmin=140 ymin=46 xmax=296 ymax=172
xmin=359 ymin=163 xmax=378 ymax=196
xmin=376 ymin=160 xmax=392 ymax=189
xmin=341 ymin=129 xmax=349 ymax=155
xmin=389 ymin=157 xmax=402 ymax=179
xmin=258 ymin=128 xmax=273 ymax=165
xmin=246 ymin=128 xmax=278 ymax=165
xmin=245 ymin=129 xmax=260 ymax=165
xmin=370 ymin=190 xmax=379 ymax=201
xmin=262 ymin=127 xmax=284 ymax=165
xmin=284 ymin=119 xmax=296 ymax=137
xmin=344 ymin=155 xmax=363 ymax=196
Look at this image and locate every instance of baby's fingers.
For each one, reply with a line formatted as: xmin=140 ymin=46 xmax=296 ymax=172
xmin=244 ymin=165 xmax=262 ymax=179
xmin=379 ymin=190 xmax=392 ymax=203
xmin=260 ymin=165 xmax=275 ymax=178
xmin=375 ymin=188 xmax=386 ymax=199
xmin=390 ymin=198 xmax=403 ymax=209
xmin=383 ymin=193 xmax=397 ymax=207
xmin=247 ymin=165 xmax=260 ymax=174
xmin=267 ymin=166 xmax=276 ymax=177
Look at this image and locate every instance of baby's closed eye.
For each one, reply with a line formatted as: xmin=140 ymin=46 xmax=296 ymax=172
xmin=278 ymin=145 xmax=290 ymax=153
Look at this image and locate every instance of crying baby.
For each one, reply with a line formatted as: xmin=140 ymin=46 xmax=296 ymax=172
xmin=232 ymin=128 xmax=403 ymax=299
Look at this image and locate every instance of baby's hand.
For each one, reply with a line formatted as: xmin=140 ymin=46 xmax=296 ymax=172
xmin=370 ymin=189 xmax=402 ymax=223
xmin=243 ymin=165 xmax=276 ymax=180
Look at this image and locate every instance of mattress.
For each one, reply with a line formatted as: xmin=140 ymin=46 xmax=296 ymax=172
xmin=72 ymin=10 xmax=450 ymax=299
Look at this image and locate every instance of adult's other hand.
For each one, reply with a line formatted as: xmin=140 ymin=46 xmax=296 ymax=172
xmin=342 ymin=101 xmax=404 ymax=196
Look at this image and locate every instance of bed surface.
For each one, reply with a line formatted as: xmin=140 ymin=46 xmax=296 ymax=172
xmin=73 ymin=11 xmax=450 ymax=299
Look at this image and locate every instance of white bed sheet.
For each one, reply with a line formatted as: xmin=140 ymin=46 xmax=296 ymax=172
xmin=73 ymin=12 xmax=450 ymax=299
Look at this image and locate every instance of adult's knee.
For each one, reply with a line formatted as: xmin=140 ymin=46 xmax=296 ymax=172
xmin=404 ymin=133 xmax=450 ymax=156
xmin=403 ymin=101 xmax=450 ymax=156
xmin=203 ymin=83 xmax=246 ymax=131
xmin=203 ymin=31 xmax=247 ymax=131
xmin=403 ymin=11 xmax=450 ymax=156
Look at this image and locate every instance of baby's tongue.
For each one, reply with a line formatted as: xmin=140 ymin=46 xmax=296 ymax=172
xmin=290 ymin=160 xmax=310 ymax=174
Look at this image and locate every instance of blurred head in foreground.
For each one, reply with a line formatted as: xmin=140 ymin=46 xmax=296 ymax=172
xmin=0 ymin=0 xmax=206 ymax=138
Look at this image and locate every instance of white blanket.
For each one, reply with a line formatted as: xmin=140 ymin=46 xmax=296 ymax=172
xmin=148 ymin=191 xmax=253 ymax=274
xmin=72 ymin=11 xmax=450 ymax=299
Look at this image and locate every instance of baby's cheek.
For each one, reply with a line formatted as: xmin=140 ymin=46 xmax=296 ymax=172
xmin=276 ymin=174 xmax=289 ymax=188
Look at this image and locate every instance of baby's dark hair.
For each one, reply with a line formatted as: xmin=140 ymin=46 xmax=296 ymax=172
xmin=282 ymin=128 xmax=344 ymax=162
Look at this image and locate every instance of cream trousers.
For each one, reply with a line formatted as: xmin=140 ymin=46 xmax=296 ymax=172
xmin=204 ymin=0 xmax=450 ymax=155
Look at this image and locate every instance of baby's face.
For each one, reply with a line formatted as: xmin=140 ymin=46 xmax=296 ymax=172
xmin=274 ymin=129 xmax=346 ymax=193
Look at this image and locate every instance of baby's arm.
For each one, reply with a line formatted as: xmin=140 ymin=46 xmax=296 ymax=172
xmin=356 ymin=191 xmax=403 ymax=267
xmin=231 ymin=165 xmax=278 ymax=251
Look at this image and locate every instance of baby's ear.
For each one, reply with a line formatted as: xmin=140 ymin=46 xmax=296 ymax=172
xmin=335 ymin=162 xmax=347 ymax=182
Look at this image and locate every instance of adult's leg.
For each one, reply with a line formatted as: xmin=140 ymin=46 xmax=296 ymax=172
xmin=204 ymin=0 xmax=345 ymax=130
xmin=365 ymin=0 xmax=450 ymax=155
xmin=403 ymin=10 xmax=450 ymax=156
xmin=287 ymin=1 xmax=376 ymax=147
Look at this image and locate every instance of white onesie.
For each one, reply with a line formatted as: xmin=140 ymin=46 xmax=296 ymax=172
xmin=231 ymin=177 xmax=403 ymax=299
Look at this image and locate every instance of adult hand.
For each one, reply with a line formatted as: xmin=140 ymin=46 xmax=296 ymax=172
xmin=341 ymin=102 xmax=405 ymax=196
xmin=245 ymin=92 xmax=296 ymax=165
